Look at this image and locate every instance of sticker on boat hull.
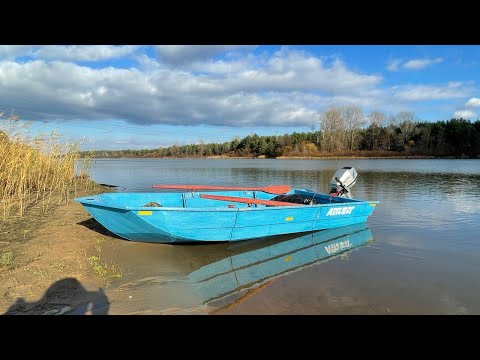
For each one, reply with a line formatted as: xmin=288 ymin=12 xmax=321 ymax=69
xmin=285 ymin=216 xmax=294 ymax=221
xmin=138 ymin=211 xmax=152 ymax=216
xmin=326 ymin=206 xmax=354 ymax=216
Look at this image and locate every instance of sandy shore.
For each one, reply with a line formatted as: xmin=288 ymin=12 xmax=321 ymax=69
xmin=0 ymin=182 xmax=122 ymax=315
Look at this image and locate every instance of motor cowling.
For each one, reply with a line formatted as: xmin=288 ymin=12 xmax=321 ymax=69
xmin=329 ymin=167 xmax=358 ymax=198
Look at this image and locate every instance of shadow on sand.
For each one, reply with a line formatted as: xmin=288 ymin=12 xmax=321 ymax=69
xmin=77 ymin=218 xmax=124 ymax=240
xmin=4 ymin=278 xmax=110 ymax=315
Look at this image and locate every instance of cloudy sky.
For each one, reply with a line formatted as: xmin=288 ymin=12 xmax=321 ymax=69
xmin=1 ymin=45 xmax=479 ymax=150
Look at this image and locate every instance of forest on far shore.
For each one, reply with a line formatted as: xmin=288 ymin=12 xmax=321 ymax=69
xmin=80 ymin=108 xmax=480 ymax=159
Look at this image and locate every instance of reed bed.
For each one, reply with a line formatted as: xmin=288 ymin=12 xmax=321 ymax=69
xmin=0 ymin=112 xmax=91 ymax=220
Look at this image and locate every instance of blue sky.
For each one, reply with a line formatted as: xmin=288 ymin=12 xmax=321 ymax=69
xmin=0 ymin=45 xmax=479 ymax=150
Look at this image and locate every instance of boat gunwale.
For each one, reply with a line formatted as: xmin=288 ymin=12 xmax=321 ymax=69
xmin=126 ymin=201 xmax=379 ymax=211
xmin=75 ymin=189 xmax=379 ymax=212
xmin=77 ymin=199 xmax=379 ymax=212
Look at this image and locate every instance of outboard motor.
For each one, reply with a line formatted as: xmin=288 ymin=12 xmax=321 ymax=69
xmin=329 ymin=167 xmax=358 ymax=198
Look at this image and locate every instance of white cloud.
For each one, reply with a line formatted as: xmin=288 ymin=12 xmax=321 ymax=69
xmin=0 ymin=48 xmax=390 ymax=128
xmin=465 ymin=97 xmax=480 ymax=107
xmin=403 ymin=57 xmax=443 ymax=70
xmin=34 ymin=45 xmax=139 ymax=61
xmin=0 ymin=59 xmax=323 ymax=127
xmin=453 ymin=110 xmax=477 ymax=119
xmin=0 ymin=45 xmax=139 ymax=62
xmin=0 ymin=45 xmax=36 ymax=59
xmin=387 ymin=59 xmax=401 ymax=71
xmin=387 ymin=57 xmax=444 ymax=71
xmin=218 ymin=49 xmax=382 ymax=94
xmin=189 ymin=57 xmax=254 ymax=74
xmin=0 ymin=46 xmax=472 ymax=132
xmin=156 ymin=45 xmax=256 ymax=64
xmin=393 ymin=82 xmax=472 ymax=101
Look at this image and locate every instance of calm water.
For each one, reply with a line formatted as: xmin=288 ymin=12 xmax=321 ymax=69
xmin=82 ymin=159 xmax=480 ymax=314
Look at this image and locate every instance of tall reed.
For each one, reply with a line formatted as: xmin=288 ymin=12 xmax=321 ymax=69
xmin=0 ymin=112 xmax=91 ymax=220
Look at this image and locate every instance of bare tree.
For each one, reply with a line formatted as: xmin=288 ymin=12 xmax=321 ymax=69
xmin=342 ymin=106 xmax=363 ymax=151
xmin=420 ymin=125 xmax=432 ymax=150
xmin=395 ymin=111 xmax=415 ymax=144
xmin=368 ymin=110 xmax=385 ymax=150
xmin=320 ymin=107 xmax=345 ymax=152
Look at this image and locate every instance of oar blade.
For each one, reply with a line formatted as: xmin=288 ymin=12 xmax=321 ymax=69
xmin=261 ymin=185 xmax=291 ymax=194
xmin=152 ymin=184 xmax=290 ymax=194
xmin=152 ymin=185 xmax=216 ymax=190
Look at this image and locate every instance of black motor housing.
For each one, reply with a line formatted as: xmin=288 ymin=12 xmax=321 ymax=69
xmin=271 ymin=194 xmax=317 ymax=205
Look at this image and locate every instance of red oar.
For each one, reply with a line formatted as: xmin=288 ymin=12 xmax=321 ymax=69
xmin=152 ymin=184 xmax=291 ymax=195
xmin=199 ymin=194 xmax=303 ymax=207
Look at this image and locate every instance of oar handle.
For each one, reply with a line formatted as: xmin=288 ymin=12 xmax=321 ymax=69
xmin=152 ymin=184 xmax=290 ymax=195
xmin=200 ymin=194 xmax=302 ymax=207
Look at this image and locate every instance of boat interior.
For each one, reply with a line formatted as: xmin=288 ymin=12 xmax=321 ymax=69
xmin=84 ymin=189 xmax=363 ymax=210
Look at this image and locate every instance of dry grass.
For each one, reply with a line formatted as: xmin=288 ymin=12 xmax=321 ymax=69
xmin=0 ymin=111 xmax=92 ymax=220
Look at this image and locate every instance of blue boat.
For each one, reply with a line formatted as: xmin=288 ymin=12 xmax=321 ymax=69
xmin=75 ymin=167 xmax=379 ymax=244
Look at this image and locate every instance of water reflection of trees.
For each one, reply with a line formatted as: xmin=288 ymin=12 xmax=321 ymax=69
xmin=359 ymin=171 xmax=480 ymax=200
xmin=231 ymin=168 xmax=334 ymax=193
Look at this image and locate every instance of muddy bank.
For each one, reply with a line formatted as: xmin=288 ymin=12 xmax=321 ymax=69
xmin=0 ymin=182 xmax=122 ymax=315
xmin=0 ymin=181 xmax=214 ymax=315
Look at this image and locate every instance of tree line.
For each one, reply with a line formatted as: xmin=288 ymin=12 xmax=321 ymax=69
xmin=80 ymin=107 xmax=480 ymax=159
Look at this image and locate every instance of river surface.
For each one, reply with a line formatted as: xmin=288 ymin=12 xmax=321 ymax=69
xmin=82 ymin=158 xmax=480 ymax=314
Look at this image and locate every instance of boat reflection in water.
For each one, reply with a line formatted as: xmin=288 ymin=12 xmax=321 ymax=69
xmin=111 ymin=223 xmax=375 ymax=313
xmin=188 ymin=222 xmax=374 ymax=306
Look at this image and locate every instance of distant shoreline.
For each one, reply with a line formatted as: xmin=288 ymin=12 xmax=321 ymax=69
xmin=275 ymin=155 xmax=444 ymax=159
xmin=79 ymin=155 xmax=479 ymax=160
